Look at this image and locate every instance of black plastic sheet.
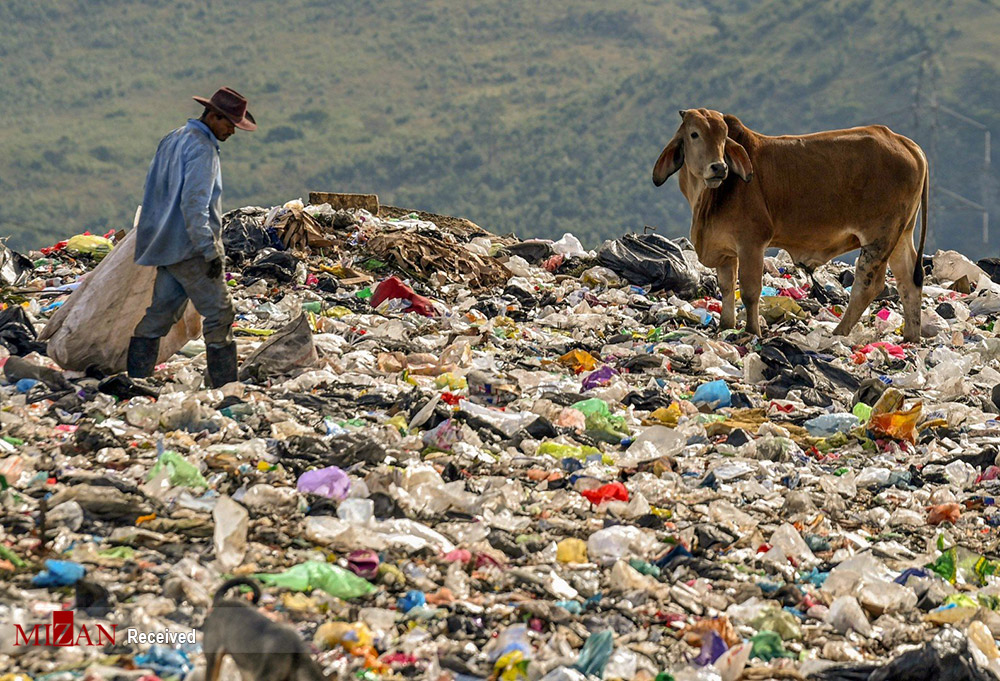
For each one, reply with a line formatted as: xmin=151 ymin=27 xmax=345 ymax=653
xmin=597 ymin=233 xmax=701 ymax=295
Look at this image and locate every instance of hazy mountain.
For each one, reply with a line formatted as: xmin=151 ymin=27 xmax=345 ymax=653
xmin=2 ymin=0 xmax=998 ymax=257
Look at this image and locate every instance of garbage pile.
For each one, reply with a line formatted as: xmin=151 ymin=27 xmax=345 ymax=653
xmin=6 ymin=200 xmax=1000 ymax=680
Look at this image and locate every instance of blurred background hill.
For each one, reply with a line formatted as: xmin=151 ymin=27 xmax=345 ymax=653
xmin=1 ymin=0 xmax=999 ymax=257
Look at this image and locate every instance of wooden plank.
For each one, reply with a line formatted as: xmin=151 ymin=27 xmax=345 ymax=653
xmin=308 ymin=192 xmax=379 ymax=213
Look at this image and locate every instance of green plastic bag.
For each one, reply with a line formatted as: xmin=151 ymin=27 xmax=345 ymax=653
xmin=537 ymin=441 xmax=606 ymax=462
xmin=147 ymin=451 xmax=208 ymax=489
xmin=751 ymin=607 xmax=803 ymax=640
xmin=256 ymin=561 xmax=376 ymax=599
xmin=749 ymin=630 xmax=797 ymax=661
xmin=66 ymin=234 xmax=114 ymax=260
xmin=574 ymin=629 xmax=614 ymax=677
xmin=571 ymin=398 xmax=630 ymax=441
xmin=927 ymin=546 xmax=1000 ymax=586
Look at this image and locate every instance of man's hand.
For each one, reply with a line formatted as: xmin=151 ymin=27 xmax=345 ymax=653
xmin=206 ymin=257 xmax=223 ymax=279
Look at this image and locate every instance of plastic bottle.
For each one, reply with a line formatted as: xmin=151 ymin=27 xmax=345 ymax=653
xmin=803 ymin=413 xmax=860 ymax=437
xmin=213 ymin=495 xmax=248 ymax=570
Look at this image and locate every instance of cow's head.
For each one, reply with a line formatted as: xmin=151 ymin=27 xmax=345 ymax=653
xmin=652 ymin=109 xmax=753 ymax=188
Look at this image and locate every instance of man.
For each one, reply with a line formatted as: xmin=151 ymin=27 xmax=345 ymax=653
xmin=127 ymin=87 xmax=256 ymax=387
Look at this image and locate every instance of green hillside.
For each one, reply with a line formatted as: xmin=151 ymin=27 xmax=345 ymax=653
xmin=2 ymin=0 xmax=999 ymax=258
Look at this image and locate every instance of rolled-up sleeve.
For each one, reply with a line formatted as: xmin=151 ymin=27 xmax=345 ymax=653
xmin=180 ymin=143 xmax=221 ymax=261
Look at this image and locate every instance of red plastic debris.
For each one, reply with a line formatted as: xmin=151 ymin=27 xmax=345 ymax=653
xmin=370 ymin=276 xmax=437 ymax=317
xmin=581 ymin=482 xmax=629 ymax=505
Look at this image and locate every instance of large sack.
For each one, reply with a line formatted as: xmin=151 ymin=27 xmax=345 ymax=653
xmin=38 ymin=229 xmax=202 ymax=373
xmin=238 ymin=313 xmax=317 ymax=382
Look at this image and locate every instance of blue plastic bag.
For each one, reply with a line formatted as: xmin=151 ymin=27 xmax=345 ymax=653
xmin=691 ymin=379 xmax=732 ymax=409
xmin=33 ymin=559 xmax=86 ymax=587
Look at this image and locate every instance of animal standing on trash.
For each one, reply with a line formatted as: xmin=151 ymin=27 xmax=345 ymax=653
xmin=652 ymin=109 xmax=928 ymax=342
xmin=202 ymin=577 xmax=328 ymax=681
xmin=128 ymin=87 xmax=257 ymax=387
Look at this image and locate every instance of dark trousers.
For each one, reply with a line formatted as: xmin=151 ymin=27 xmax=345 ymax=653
xmin=133 ymin=257 xmax=234 ymax=345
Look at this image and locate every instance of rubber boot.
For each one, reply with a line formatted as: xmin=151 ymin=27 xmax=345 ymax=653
xmin=126 ymin=336 xmax=160 ymax=379
xmin=206 ymin=341 xmax=238 ymax=388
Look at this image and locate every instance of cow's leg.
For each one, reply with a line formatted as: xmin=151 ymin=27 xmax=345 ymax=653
xmin=833 ymin=242 xmax=891 ymax=337
xmin=888 ymin=221 xmax=922 ymax=343
xmin=738 ymin=249 xmax=764 ymax=337
xmin=717 ymin=257 xmax=737 ymax=329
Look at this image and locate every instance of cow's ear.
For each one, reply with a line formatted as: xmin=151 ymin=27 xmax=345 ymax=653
xmin=678 ymin=109 xmax=689 ymax=119
xmin=653 ymin=136 xmax=684 ymax=186
xmin=725 ymin=137 xmax=753 ymax=182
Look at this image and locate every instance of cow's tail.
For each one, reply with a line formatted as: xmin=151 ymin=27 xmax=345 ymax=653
xmin=913 ymin=162 xmax=929 ymax=289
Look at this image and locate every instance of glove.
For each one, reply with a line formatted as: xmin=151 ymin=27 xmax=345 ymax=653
xmin=206 ymin=257 xmax=223 ymax=280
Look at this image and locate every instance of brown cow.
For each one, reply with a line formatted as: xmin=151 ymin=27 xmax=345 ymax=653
xmin=652 ymin=109 xmax=928 ymax=342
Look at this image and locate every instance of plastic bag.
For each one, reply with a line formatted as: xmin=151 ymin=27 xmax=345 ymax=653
xmin=573 ymin=629 xmax=614 ymax=677
xmin=557 ymin=538 xmax=588 ymax=564
xmin=868 ymin=403 xmax=922 ymax=443
xmin=242 ymin=249 xmax=300 ymax=283
xmin=571 ymin=398 xmax=630 ymax=440
xmin=559 ymin=349 xmax=599 ymax=373
xmin=147 ymin=450 xmax=209 ymax=489
xmin=0 ymin=241 xmax=33 ymax=286
xmin=370 ymin=276 xmax=437 ymax=317
xmin=213 ymin=495 xmax=248 ymax=570
xmin=314 ymin=621 xmax=374 ymax=653
xmin=256 ymin=561 xmax=376 ymax=598
xmin=66 ymin=234 xmax=114 ymax=259
xmin=597 ymin=233 xmax=701 ymax=295
xmin=0 ymin=305 xmax=46 ymax=357
xmin=581 ymin=482 xmax=629 ymax=505
xmin=239 ymin=313 xmax=318 ymax=381
xmin=812 ymin=629 xmax=996 ymax=681
xmin=38 ymin=229 xmax=202 ymax=372
xmin=933 ymin=249 xmax=988 ymax=284
xmin=749 ymin=630 xmax=797 ymax=661
xmin=759 ymin=296 xmax=806 ymax=323
xmin=691 ymin=380 xmax=732 ymax=409
xmin=297 ymin=466 xmax=351 ymax=499
xmin=221 ymin=207 xmax=278 ymax=265
xmin=32 ymin=559 xmax=86 ymax=587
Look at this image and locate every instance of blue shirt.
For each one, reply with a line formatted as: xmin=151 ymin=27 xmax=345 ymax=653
xmin=134 ymin=119 xmax=223 ymax=266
